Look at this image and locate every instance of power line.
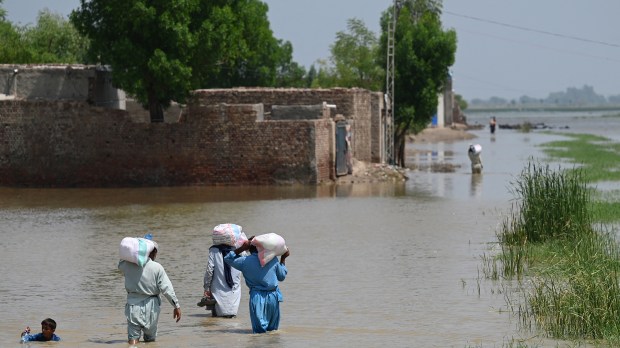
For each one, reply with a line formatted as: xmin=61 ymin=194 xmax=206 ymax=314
xmin=457 ymin=28 xmax=620 ymax=63
xmin=444 ymin=10 xmax=620 ymax=49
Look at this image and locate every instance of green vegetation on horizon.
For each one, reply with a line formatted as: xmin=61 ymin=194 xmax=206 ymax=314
xmin=470 ymin=85 xmax=620 ymax=109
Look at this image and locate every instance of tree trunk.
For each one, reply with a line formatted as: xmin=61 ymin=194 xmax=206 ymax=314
xmin=148 ymin=91 xmax=164 ymax=123
xmin=394 ymin=127 xmax=408 ymax=167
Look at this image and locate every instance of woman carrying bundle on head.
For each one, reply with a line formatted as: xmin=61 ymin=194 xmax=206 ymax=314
xmin=200 ymin=223 xmax=248 ymax=318
xmin=224 ymin=233 xmax=290 ymax=333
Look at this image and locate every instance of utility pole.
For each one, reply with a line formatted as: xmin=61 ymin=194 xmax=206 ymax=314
xmin=385 ymin=0 xmax=402 ymax=165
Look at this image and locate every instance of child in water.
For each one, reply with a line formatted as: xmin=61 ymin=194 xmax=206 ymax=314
xmin=20 ymin=318 xmax=61 ymax=342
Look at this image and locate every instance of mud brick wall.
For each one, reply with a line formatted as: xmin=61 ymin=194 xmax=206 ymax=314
xmin=370 ymin=93 xmax=384 ymax=163
xmin=0 ymin=100 xmax=334 ymax=187
xmin=195 ymin=88 xmax=381 ymax=163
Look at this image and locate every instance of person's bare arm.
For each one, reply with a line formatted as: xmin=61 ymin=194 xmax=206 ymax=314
xmin=280 ymin=248 xmax=290 ymax=265
xmin=234 ymin=236 xmax=254 ymax=255
xmin=173 ymin=307 xmax=182 ymax=322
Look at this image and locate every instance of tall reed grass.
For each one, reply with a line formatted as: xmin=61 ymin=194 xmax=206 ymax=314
xmin=485 ymin=161 xmax=620 ymax=343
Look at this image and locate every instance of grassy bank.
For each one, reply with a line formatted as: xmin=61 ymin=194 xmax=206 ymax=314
xmin=482 ymin=133 xmax=620 ymax=345
xmin=540 ymin=133 xmax=620 ymax=222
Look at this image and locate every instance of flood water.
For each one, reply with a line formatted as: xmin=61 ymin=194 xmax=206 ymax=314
xmin=1 ymin=110 xmax=619 ymax=347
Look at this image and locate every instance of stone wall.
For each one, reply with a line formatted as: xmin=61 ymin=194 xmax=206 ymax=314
xmin=0 ymin=64 xmax=126 ymax=109
xmin=195 ymin=87 xmax=383 ymax=163
xmin=0 ymin=99 xmax=334 ymax=187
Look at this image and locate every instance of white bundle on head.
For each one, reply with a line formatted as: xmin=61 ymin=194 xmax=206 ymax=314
xmin=119 ymin=237 xmax=156 ymax=266
xmin=251 ymin=233 xmax=287 ymax=267
xmin=212 ymin=223 xmax=248 ymax=248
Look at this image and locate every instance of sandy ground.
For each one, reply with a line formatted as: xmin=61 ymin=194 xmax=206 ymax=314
xmin=335 ymin=125 xmax=477 ymax=184
xmin=410 ymin=124 xmax=478 ymax=143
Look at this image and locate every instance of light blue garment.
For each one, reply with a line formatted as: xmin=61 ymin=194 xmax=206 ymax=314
xmin=118 ymin=259 xmax=180 ymax=308
xmin=118 ymin=259 xmax=180 ymax=341
xmin=224 ymin=251 xmax=287 ymax=333
xmin=125 ymin=296 xmax=160 ymax=341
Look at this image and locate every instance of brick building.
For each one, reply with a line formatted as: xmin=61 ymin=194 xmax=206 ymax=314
xmin=0 ymin=66 xmax=386 ymax=187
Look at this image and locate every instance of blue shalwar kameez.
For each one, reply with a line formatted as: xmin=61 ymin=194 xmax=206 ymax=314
xmin=224 ymin=251 xmax=288 ymax=333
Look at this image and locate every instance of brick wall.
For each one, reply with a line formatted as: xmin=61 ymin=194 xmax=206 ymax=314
xmin=0 ymin=99 xmax=334 ymax=187
xmin=195 ymin=88 xmax=383 ymax=163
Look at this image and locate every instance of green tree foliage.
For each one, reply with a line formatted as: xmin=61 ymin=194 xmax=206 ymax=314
xmin=454 ymin=94 xmax=468 ymax=110
xmin=72 ymin=0 xmax=198 ymax=122
xmin=0 ymin=0 xmax=6 ymax=20
xmin=0 ymin=4 xmax=88 ymax=64
xmin=0 ymin=0 xmax=31 ymax=63
xmin=329 ymin=18 xmax=383 ymax=91
xmin=379 ymin=0 xmax=456 ymax=166
xmin=23 ymin=9 xmax=89 ymax=63
xmin=0 ymin=21 xmax=31 ymax=63
xmin=311 ymin=59 xmax=338 ymax=88
xmin=305 ymin=65 xmax=317 ymax=88
xmin=72 ymin=0 xmax=302 ymax=122
xmin=191 ymin=0 xmax=303 ymax=89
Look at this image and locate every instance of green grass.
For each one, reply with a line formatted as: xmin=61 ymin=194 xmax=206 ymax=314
xmin=479 ymin=132 xmax=620 ymax=344
xmin=483 ymin=160 xmax=620 ymax=343
xmin=540 ymin=133 xmax=620 ymax=222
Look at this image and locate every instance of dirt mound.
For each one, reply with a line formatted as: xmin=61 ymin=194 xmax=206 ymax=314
xmin=409 ymin=124 xmax=478 ymax=143
xmin=335 ymin=159 xmax=408 ymax=184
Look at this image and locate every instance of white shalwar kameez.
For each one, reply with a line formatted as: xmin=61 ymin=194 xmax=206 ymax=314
xmin=204 ymin=246 xmax=242 ymax=317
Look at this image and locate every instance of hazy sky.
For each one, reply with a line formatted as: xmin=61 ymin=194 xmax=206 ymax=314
xmin=4 ymin=0 xmax=619 ymax=101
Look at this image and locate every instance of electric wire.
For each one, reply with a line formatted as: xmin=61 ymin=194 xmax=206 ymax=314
xmin=444 ymin=10 xmax=620 ymax=49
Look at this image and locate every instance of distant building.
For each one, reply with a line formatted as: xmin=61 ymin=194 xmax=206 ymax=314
xmin=0 ymin=64 xmax=125 ymax=109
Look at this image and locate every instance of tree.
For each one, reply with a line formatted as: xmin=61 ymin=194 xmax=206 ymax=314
xmin=190 ymin=0 xmax=301 ymax=89
xmin=454 ymin=94 xmax=467 ymax=111
xmin=329 ymin=18 xmax=383 ymax=91
xmin=23 ymin=9 xmax=89 ymax=63
xmin=379 ymin=0 xmax=456 ymax=166
xmin=0 ymin=21 xmax=31 ymax=63
xmin=0 ymin=0 xmax=5 ymax=20
xmin=72 ymin=0 xmax=302 ymax=122
xmin=305 ymin=65 xmax=317 ymax=88
xmin=71 ymin=0 xmax=198 ymax=122
xmin=0 ymin=5 xmax=88 ymax=64
xmin=273 ymin=41 xmax=307 ymax=88
xmin=311 ymin=59 xmax=338 ymax=88
xmin=0 ymin=0 xmax=32 ymax=63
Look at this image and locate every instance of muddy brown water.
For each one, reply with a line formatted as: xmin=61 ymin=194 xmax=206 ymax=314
xmin=1 ymin=111 xmax=619 ymax=347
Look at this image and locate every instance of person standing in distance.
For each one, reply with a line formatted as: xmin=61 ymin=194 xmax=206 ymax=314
xmin=118 ymin=240 xmax=182 ymax=344
xmin=489 ymin=116 xmax=497 ymax=134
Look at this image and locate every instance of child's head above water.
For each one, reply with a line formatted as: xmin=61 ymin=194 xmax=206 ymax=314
xmin=40 ymin=318 xmax=57 ymax=341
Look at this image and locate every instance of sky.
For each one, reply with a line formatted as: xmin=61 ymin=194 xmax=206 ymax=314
xmin=3 ymin=0 xmax=620 ymax=101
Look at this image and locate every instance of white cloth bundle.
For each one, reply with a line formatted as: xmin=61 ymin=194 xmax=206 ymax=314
xmin=212 ymin=223 xmax=248 ymax=248
xmin=119 ymin=237 xmax=156 ymax=267
xmin=251 ymin=233 xmax=287 ymax=267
